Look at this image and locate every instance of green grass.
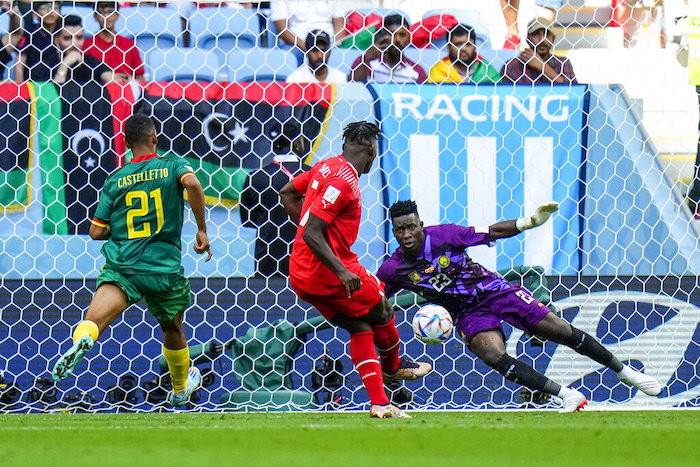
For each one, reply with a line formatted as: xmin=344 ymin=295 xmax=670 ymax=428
xmin=1 ymin=411 xmax=698 ymax=466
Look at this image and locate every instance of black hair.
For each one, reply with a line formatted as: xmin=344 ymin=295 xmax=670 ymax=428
xmin=56 ymin=14 xmax=82 ymax=33
xmin=124 ymin=114 xmax=156 ymax=146
xmin=342 ymin=121 xmax=380 ymax=146
xmin=383 ymin=14 xmax=410 ymax=30
xmin=448 ymin=23 xmax=476 ymax=43
xmin=374 ymin=27 xmax=391 ymax=43
xmin=389 ymin=200 xmax=419 ymax=220
xmin=96 ymin=2 xmax=119 ymax=13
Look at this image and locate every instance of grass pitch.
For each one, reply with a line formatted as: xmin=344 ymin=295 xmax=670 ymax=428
xmin=1 ymin=410 xmax=698 ymax=466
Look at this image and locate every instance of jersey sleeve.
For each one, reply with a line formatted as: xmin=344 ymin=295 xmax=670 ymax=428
xmin=173 ymin=158 xmax=196 ymax=185
xmin=92 ymin=181 xmax=114 ymax=226
xmin=292 ymin=164 xmax=315 ymax=195
xmin=442 ymin=224 xmax=494 ymax=248
xmin=306 ymin=175 xmax=352 ymax=225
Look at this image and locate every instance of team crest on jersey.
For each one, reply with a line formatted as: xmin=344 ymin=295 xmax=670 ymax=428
xmin=438 ymin=255 xmax=450 ymax=268
xmin=322 ymin=186 xmax=341 ymax=208
xmin=424 ymin=266 xmax=435 ymax=274
xmin=408 ymin=271 xmax=421 ymax=283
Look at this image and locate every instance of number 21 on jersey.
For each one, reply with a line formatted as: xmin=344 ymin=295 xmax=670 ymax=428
xmin=126 ymin=188 xmax=164 ymax=239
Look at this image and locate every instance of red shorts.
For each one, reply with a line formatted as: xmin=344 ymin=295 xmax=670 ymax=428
xmin=291 ymin=267 xmax=385 ymax=320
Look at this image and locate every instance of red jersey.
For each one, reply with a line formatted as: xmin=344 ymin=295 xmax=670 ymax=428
xmin=83 ymin=34 xmax=145 ymax=77
xmin=289 ymin=155 xmax=363 ymax=292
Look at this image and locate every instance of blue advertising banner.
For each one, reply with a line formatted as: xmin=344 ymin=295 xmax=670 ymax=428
xmin=373 ymin=84 xmax=587 ymax=274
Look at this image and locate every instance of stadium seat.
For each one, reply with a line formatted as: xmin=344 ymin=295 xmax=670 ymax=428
xmin=145 ymin=47 xmax=226 ymax=82
xmin=421 ymin=9 xmax=491 ymax=49
xmin=115 ymin=6 xmax=183 ymax=51
xmin=61 ymin=5 xmax=101 ymax=36
xmin=225 ymin=47 xmax=298 ymax=82
xmin=188 ymin=7 xmax=260 ymax=50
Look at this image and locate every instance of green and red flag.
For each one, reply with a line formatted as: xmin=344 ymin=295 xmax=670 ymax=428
xmin=0 ymin=82 xmax=35 ymax=213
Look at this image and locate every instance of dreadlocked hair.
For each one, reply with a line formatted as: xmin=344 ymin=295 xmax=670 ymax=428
xmin=389 ymin=200 xmax=419 ymax=220
xmin=343 ymin=121 xmax=381 ymax=145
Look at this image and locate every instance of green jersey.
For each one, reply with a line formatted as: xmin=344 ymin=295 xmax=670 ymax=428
xmin=93 ymin=153 xmax=195 ymax=274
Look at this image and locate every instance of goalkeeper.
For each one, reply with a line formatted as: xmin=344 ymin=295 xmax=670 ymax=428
xmin=377 ymin=200 xmax=663 ymax=412
xmin=51 ymin=114 xmax=213 ymax=408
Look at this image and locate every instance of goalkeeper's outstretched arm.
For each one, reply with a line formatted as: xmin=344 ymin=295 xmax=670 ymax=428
xmin=489 ymin=202 xmax=559 ymax=240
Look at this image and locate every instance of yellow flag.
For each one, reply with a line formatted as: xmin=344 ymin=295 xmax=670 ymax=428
xmin=690 ymin=0 xmax=700 ymax=84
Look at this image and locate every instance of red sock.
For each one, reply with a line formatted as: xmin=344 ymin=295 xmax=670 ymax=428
xmin=349 ymin=331 xmax=389 ymax=406
xmin=373 ymin=317 xmax=400 ymax=375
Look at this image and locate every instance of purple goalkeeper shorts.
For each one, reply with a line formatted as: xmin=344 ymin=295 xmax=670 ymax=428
xmin=454 ymin=285 xmax=550 ymax=347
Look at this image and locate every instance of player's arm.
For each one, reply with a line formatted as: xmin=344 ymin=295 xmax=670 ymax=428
xmin=89 ymin=221 xmax=110 ymax=240
xmin=489 ymin=202 xmax=559 ymax=240
xmin=280 ymin=179 xmax=304 ymax=223
xmin=303 ymin=213 xmax=362 ymax=298
xmin=182 ymin=173 xmax=212 ymax=261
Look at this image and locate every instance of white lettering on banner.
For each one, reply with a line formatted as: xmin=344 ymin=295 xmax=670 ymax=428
xmin=505 ymin=291 xmax=700 ymax=407
xmin=409 ymin=134 xmax=440 ymax=226
xmin=466 ymin=136 xmax=497 ymax=271
xmin=425 ymin=94 xmax=460 ymax=120
xmin=70 ymin=129 xmax=106 ymax=158
xmin=460 ymin=95 xmax=488 ymax=122
xmin=541 ymin=95 xmax=570 ymax=122
xmin=392 ymin=93 xmax=571 ymax=122
xmin=392 ymin=93 xmax=423 ymax=119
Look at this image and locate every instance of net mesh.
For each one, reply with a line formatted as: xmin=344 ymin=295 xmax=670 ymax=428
xmin=0 ymin=0 xmax=698 ymax=413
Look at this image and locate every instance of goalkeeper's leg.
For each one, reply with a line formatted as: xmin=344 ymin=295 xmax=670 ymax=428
xmin=52 ymin=284 xmax=128 ymax=382
xmin=533 ymin=312 xmax=663 ymax=396
xmin=161 ymin=312 xmax=200 ymax=407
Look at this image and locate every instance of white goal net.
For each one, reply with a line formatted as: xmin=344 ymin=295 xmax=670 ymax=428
xmin=0 ymin=0 xmax=698 ymax=413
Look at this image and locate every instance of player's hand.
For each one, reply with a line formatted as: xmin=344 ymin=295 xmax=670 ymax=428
xmin=338 ymin=270 xmax=362 ymax=298
xmin=516 ymin=202 xmax=559 ymax=231
xmin=194 ymin=230 xmax=212 ymax=261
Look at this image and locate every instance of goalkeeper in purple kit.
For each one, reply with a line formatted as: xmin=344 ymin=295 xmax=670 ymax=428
xmin=377 ymin=200 xmax=663 ymax=412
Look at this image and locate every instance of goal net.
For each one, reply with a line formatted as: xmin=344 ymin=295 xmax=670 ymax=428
xmin=0 ymin=0 xmax=698 ymax=413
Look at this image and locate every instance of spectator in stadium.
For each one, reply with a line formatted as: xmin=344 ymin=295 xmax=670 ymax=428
xmin=240 ymin=133 xmax=310 ymax=276
xmin=52 ymin=114 xmax=212 ymax=408
xmin=349 ymin=15 xmax=427 ymax=84
xmin=378 ymin=200 xmax=664 ymax=412
xmin=286 ymin=29 xmax=347 ymax=83
xmin=50 ymin=15 xmax=114 ymax=84
xmin=83 ymin=2 xmax=145 ymax=82
xmin=501 ymin=17 xmax=577 ymax=85
xmin=14 ymin=0 xmax=61 ymax=82
xmin=427 ymin=23 xmax=501 ymax=84
xmin=270 ymin=0 xmax=346 ymax=51
xmin=500 ymin=0 xmax=562 ymax=49
xmin=0 ymin=2 xmax=23 ymax=79
xmin=280 ymin=122 xmax=431 ymax=419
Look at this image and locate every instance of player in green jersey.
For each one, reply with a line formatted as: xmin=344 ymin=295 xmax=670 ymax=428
xmin=52 ymin=114 xmax=213 ymax=408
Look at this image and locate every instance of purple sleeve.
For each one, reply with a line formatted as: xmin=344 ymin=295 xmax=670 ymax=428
xmin=436 ymin=224 xmax=493 ymax=249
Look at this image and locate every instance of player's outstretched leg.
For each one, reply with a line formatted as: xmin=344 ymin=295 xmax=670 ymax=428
xmin=169 ymin=366 xmax=202 ymax=408
xmin=558 ymin=387 xmax=588 ymax=413
xmin=534 ymin=317 xmax=663 ymax=397
xmin=52 ymin=320 xmax=99 ymax=382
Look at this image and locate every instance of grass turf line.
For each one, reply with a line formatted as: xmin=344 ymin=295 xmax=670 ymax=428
xmin=0 ymin=411 xmax=698 ymax=466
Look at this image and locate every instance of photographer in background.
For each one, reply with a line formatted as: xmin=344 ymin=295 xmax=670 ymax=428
xmin=240 ymin=132 xmax=310 ymax=276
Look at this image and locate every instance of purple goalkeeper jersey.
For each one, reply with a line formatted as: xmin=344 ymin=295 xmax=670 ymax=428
xmin=377 ymin=224 xmax=512 ymax=317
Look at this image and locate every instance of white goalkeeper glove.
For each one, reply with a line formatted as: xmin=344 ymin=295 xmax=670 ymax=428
xmin=515 ymin=202 xmax=559 ymax=232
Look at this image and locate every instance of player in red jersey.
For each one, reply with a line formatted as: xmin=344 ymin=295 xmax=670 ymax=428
xmin=280 ymin=121 xmax=431 ymax=418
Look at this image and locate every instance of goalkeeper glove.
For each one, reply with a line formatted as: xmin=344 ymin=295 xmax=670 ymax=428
xmin=515 ymin=202 xmax=559 ymax=232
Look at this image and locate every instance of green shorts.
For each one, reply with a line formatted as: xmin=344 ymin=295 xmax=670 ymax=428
xmin=96 ymin=264 xmax=192 ymax=323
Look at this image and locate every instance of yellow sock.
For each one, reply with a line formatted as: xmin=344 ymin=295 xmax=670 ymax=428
xmin=163 ymin=346 xmax=190 ymax=394
xmin=72 ymin=320 xmax=99 ymax=343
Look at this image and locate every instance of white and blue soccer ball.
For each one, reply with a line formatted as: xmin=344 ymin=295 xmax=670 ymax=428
xmin=411 ymin=304 xmax=453 ymax=344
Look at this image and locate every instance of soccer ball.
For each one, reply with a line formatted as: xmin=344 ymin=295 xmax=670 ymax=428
xmin=411 ymin=304 xmax=453 ymax=344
